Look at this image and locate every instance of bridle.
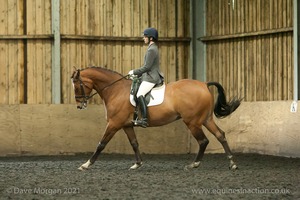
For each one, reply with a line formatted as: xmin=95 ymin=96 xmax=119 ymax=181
xmin=73 ymin=73 xmax=130 ymax=106
xmin=74 ymin=76 xmax=98 ymax=103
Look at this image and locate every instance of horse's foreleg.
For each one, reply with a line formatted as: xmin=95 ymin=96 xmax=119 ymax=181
xmin=184 ymin=124 xmax=209 ymax=170
xmin=204 ymin=120 xmax=238 ymax=170
xmin=123 ymin=126 xmax=143 ymax=170
xmin=78 ymin=124 xmax=118 ymax=171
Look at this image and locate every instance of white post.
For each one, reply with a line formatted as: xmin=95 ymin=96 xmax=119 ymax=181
xmin=190 ymin=0 xmax=206 ymax=81
xmin=51 ymin=0 xmax=61 ymax=104
xmin=291 ymin=0 xmax=298 ymax=112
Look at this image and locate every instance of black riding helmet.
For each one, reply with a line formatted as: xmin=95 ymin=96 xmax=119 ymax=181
xmin=143 ymin=28 xmax=158 ymax=41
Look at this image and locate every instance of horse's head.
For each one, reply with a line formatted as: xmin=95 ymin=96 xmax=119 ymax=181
xmin=71 ymin=68 xmax=94 ymax=110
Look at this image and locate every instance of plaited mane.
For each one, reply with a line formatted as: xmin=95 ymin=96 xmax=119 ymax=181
xmin=87 ymin=66 xmax=123 ymax=77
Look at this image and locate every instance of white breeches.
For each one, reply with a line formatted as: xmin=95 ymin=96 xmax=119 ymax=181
xmin=137 ymin=81 xmax=155 ymax=97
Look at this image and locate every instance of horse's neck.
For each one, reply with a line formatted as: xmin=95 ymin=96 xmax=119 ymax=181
xmin=84 ymin=69 xmax=117 ymax=85
xmin=85 ymin=69 xmax=124 ymax=97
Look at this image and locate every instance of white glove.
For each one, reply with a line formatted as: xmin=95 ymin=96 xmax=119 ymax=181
xmin=128 ymin=70 xmax=134 ymax=75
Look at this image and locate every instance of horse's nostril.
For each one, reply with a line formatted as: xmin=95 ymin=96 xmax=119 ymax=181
xmin=77 ymin=105 xmax=82 ymax=109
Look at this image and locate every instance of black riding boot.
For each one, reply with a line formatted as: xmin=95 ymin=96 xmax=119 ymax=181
xmin=134 ymin=96 xmax=148 ymax=128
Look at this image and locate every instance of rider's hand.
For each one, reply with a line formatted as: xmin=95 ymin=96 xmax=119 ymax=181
xmin=128 ymin=70 xmax=134 ymax=75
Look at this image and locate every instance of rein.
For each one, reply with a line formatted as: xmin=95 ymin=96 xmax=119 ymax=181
xmin=98 ymin=74 xmax=131 ymax=93
xmin=75 ymin=74 xmax=130 ymax=102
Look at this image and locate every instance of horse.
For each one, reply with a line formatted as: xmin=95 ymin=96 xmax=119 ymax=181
xmin=71 ymin=66 xmax=242 ymax=170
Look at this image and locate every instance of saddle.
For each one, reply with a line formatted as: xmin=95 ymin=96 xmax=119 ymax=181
xmin=129 ymin=77 xmax=165 ymax=107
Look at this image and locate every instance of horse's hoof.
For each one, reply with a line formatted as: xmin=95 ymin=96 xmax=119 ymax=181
xmin=129 ymin=162 xmax=143 ymax=170
xmin=184 ymin=161 xmax=201 ymax=171
xmin=78 ymin=166 xmax=87 ymax=171
xmin=78 ymin=160 xmax=92 ymax=171
xmin=229 ymin=164 xmax=238 ymax=170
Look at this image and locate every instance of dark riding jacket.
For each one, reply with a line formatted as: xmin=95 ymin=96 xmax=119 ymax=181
xmin=133 ymin=43 xmax=163 ymax=84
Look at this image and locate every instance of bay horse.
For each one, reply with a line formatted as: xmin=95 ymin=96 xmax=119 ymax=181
xmin=71 ymin=66 xmax=242 ymax=170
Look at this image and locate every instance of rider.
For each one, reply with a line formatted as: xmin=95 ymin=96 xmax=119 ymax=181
xmin=128 ymin=27 xmax=164 ymax=128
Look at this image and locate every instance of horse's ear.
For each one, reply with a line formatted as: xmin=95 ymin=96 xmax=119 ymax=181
xmin=71 ymin=67 xmax=80 ymax=79
xmin=75 ymin=69 xmax=80 ymax=79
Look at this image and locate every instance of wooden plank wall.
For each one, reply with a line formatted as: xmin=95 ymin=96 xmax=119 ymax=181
xmin=26 ymin=0 xmax=52 ymax=104
xmin=60 ymin=0 xmax=190 ymax=104
xmin=0 ymin=0 xmax=190 ymax=105
xmin=202 ymin=0 xmax=293 ymax=101
xmin=0 ymin=0 xmax=52 ymax=104
xmin=0 ymin=0 xmax=25 ymax=104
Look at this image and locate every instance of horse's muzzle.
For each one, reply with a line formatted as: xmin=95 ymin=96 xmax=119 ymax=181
xmin=76 ymin=102 xmax=87 ymax=110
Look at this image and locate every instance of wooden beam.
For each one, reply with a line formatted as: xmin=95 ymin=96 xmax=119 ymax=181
xmin=60 ymin=34 xmax=191 ymax=42
xmin=199 ymin=27 xmax=293 ymax=42
xmin=0 ymin=34 xmax=191 ymax=43
xmin=0 ymin=35 xmax=53 ymax=39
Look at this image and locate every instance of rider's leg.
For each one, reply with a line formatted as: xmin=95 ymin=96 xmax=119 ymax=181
xmin=136 ymin=81 xmax=156 ymax=98
xmin=135 ymin=96 xmax=148 ymax=128
xmin=134 ymin=81 xmax=155 ymax=128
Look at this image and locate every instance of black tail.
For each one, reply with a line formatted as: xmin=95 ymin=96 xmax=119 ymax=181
xmin=207 ymin=82 xmax=243 ymax=118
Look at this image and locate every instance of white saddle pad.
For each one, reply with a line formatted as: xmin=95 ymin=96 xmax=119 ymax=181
xmin=130 ymin=83 xmax=166 ymax=107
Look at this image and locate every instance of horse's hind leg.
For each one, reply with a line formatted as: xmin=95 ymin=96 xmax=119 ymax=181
xmin=185 ymin=124 xmax=209 ymax=170
xmin=204 ymin=118 xmax=238 ymax=170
